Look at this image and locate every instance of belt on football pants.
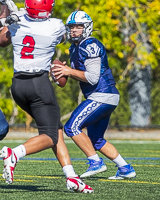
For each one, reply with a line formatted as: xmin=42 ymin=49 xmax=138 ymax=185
xmin=14 ymin=70 xmax=48 ymax=77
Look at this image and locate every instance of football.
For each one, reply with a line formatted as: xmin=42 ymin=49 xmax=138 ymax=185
xmin=50 ymin=60 xmax=68 ymax=88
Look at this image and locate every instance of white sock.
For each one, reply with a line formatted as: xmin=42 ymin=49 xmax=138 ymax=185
xmin=88 ymin=154 xmax=100 ymax=161
xmin=62 ymin=165 xmax=78 ymax=178
xmin=13 ymin=144 xmax=26 ymax=160
xmin=112 ymin=154 xmax=128 ymax=167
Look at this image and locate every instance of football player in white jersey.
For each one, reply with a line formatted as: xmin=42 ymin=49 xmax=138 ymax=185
xmin=51 ymin=11 xmax=136 ymax=180
xmin=0 ymin=1 xmax=94 ymax=193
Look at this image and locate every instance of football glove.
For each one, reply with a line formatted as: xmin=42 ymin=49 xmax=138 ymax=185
xmin=0 ymin=0 xmax=7 ymax=5
xmin=5 ymin=13 xmax=20 ymax=25
xmin=0 ymin=0 xmax=18 ymax=13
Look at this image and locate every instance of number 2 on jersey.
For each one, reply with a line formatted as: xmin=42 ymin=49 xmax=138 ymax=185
xmin=20 ymin=35 xmax=35 ymax=59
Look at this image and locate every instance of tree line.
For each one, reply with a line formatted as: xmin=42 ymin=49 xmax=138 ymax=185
xmin=0 ymin=0 xmax=160 ymax=128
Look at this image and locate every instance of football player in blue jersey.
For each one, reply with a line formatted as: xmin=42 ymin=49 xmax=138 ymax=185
xmin=51 ymin=11 xmax=136 ymax=180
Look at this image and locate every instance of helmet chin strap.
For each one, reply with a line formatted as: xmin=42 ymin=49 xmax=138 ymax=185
xmin=71 ymin=37 xmax=80 ymax=43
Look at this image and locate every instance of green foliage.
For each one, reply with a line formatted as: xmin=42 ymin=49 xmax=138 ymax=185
xmin=55 ymin=0 xmax=160 ymax=127
xmin=110 ymin=82 xmax=132 ymax=126
xmin=0 ymin=0 xmax=160 ymax=126
xmin=0 ymin=98 xmax=13 ymax=120
xmin=80 ymin=0 xmax=160 ymax=70
xmin=0 ymin=45 xmax=13 ymax=118
xmin=52 ymin=77 xmax=79 ymax=120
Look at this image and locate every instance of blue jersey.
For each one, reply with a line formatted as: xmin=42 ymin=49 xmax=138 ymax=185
xmin=69 ymin=37 xmax=119 ymax=99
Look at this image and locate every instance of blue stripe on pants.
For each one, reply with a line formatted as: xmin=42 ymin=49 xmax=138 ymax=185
xmin=64 ymin=99 xmax=116 ymax=150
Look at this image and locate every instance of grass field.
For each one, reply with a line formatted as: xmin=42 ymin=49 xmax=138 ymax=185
xmin=0 ymin=139 xmax=160 ymax=200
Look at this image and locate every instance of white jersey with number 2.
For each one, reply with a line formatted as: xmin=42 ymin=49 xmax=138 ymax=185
xmin=8 ymin=11 xmax=66 ymax=73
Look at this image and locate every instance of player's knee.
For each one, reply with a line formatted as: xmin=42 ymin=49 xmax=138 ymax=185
xmin=64 ymin=124 xmax=72 ymax=137
xmin=91 ymin=138 xmax=107 ymax=150
xmin=0 ymin=122 xmax=9 ymax=141
xmin=45 ymin=132 xmax=58 ymax=145
xmin=64 ymin=123 xmax=82 ymax=137
xmin=38 ymin=127 xmax=58 ymax=145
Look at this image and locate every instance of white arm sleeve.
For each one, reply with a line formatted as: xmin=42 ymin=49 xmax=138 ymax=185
xmin=0 ymin=18 xmax=6 ymax=27
xmin=84 ymin=57 xmax=101 ymax=85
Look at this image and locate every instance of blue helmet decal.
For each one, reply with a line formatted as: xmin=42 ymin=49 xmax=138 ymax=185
xmin=83 ymin=13 xmax=92 ymax=20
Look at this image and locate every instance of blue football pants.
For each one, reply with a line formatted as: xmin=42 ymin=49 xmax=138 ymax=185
xmin=64 ymin=99 xmax=116 ymax=150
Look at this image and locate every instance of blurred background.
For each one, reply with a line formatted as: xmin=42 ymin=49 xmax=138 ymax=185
xmin=0 ymin=0 xmax=160 ymax=131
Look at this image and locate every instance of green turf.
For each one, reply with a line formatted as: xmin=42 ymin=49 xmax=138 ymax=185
xmin=0 ymin=140 xmax=160 ymax=200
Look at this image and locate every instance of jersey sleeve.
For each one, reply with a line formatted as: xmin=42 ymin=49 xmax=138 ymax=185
xmin=79 ymin=38 xmax=101 ymax=85
xmin=8 ymin=10 xmax=26 ymax=36
xmin=79 ymin=38 xmax=101 ymax=60
xmin=52 ymin=19 xmax=66 ymax=45
xmin=84 ymin=57 xmax=101 ymax=85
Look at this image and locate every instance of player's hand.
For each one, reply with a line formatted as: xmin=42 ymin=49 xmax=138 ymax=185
xmin=50 ymin=62 xmax=71 ymax=79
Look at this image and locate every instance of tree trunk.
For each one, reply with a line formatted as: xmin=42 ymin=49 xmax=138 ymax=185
xmin=122 ymin=7 xmax=152 ymax=127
